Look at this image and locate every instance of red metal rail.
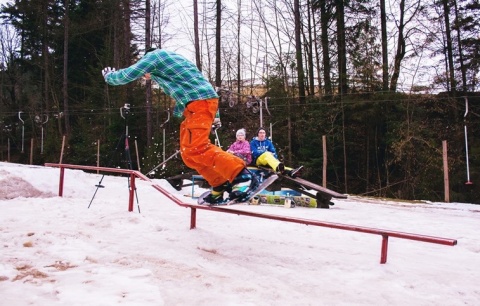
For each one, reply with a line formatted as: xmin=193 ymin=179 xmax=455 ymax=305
xmin=45 ymin=163 xmax=457 ymax=264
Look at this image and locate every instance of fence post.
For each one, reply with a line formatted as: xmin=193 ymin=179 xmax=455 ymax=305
xmin=97 ymin=140 xmax=100 ymax=174
xmin=442 ymin=140 xmax=450 ymax=202
xmin=322 ymin=135 xmax=327 ymax=188
xmin=30 ymin=138 xmax=34 ymax=164
xmin=60 ymin=135 xmax=66 ymax=164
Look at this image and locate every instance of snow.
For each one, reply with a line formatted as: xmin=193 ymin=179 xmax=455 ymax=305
xmin=1 ymin=161 xmax=479 ymax=305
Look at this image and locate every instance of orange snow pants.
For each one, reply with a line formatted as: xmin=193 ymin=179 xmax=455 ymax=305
xmin=180 ymin=98 xmax=245 ymax=187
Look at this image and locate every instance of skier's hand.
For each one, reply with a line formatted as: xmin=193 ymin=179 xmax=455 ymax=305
xmin=102 ymin=67 xmax=115 ymax=79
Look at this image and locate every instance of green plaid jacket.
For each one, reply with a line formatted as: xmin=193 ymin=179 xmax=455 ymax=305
xmin=104 ymin=49 xmax=218 ymax=117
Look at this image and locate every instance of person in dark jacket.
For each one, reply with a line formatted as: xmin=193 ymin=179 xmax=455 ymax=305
xmin=250 ymin=127 xmax=299 ymax=177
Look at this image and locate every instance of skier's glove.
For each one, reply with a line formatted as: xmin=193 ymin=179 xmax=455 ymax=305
xmin=102 ymin=67 xmax=116 ymax=79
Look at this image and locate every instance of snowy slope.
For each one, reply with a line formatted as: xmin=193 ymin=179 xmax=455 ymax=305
xmin=0 ymin=162 xmax=479 ymax=305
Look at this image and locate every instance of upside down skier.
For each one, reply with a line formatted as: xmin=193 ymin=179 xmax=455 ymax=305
xmin=102 ymin=48 xmax=257 ymax=204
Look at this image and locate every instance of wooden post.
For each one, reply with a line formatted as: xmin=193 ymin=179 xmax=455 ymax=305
xmin=59 ymin=135 xmax=66 ymax=164
xmin=322 ymin=135 xmax=327 ymax=188
xmin=29 ymin=138 xmax=34 ymax=164
xmin=442 ymin=140 xmax=450 ymax=203
xmin=97 ymin=140 xmax=100 ymax=174
xmin=135 ymin=139 xmax=141 ymax=172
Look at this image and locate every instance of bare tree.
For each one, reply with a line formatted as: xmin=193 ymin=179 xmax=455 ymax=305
xmin=252 ymin=0 xmax=291 ymax=92
xmin=63 ymin=0 xmax=70 ymax=135
xmin=215 ymin=0 xmax=222 ymax=87
xmin=293 ymin=0 xmax=306 ymax=102
xmin=380 ymin=0 xmax=389 ymax=92
xmin=453 ymin=0 xmax=467 ymax=93
xmin=305 ymin=0 xmax=315 ymax=96
xmin=336 ymin=0 xmax=347 ymax=95
xmin=146 ymin=0 xmax=153 ymax=146
xmin=389 ymin=0 xmax=423 ymax=92
xmin=0 ymin=23 xmax=21 ymax=110
xmin=314 ymin=0 xmax=333 ymax=95
xmin=442 ymin=0 xmax=456 ymax=94
xmin=311 ymin=3 xmax=323 ymax=95
xmin=237 ymin=0 xmax=241 ymax=95
xmin=194 ymin=0 xmax=201 ymax=70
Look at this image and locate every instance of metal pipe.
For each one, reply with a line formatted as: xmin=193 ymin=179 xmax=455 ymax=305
xmin=463 ymin=97 xmax=473 ymax=184
xmin=45 ymin=163 xmax=458 ymax=264
xmin=18 ymin=112 xmax=24 ymax=153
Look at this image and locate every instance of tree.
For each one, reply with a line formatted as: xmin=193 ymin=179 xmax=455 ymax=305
xmin=442 ymin=0 xmax=456 ymax=94
xmin=389 ymin=0 xmax=424 ymax=92
xmin=193 ymin=0 xmax=201 ymax=70
xmin=145 ymin=0 xmax=153 ymax=146
xmin=380 ymin=0 xmax=389 ymax=92
xmin=455 ymin=0 xmax=480 ymax=91
xmin=452 ymin=0 xmax=467 ymax=93
xmin=293 ymin=0 xmax=306 ymax=102
xmin=336 ymin=0 xmax=348 ymax=95
xmin=63 ymin=0 xmax=70 ymax=135
xmin=314 ymin=0 xmax=333 ymax=95
xmin=215 ymin=0 xmax=221 ymax=87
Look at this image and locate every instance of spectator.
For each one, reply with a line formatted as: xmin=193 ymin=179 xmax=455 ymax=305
xmin=227 ymin=128 xmax=252 ymax=165
xmin=250 ymin=127 xmax=299 ymax=177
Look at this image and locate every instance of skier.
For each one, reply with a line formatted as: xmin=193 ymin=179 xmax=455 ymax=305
xmin=250 ymin=127 xmax=300 ymax=177
xmin=226 ymin=128 xmax=252 ymax=165
xmin=102 ymin=48 xmax=257 ymax=204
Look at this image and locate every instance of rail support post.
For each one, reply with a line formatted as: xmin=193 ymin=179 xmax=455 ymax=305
xmin=380 ymin=234 xmax=389 ymax=264
xmin=59 ymin=167 xmax=65 ymax=197
xmin=190 ymin=207 xmax=197 ymax=229
xmin=128 ymin=173 xmax=135 ymax=212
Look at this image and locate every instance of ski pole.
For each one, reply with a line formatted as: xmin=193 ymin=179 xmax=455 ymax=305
xmin=88 ymin=175 xmax=106 ymax=208
xmin=214 ymin=129 xmax=221 ymax=147
xmin=463 ymin=96 xmax=473 ymax=185
xmin=146 ymin=149 xmax=180 ymax=175
xmin=161 ymin=109 xmax=170 ymax=163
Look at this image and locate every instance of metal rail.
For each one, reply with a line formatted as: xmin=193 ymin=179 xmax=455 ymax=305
xmin=45 ymin=163 xmax=457 ymax=264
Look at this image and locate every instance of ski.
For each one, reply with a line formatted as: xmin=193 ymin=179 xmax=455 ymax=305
xmin=226 ymin=174 xmax=278 ymax=205
xmin=197 ymin=174 xmax=279 ymax=206
xmin=197 ymin=190 xmax=229 ymax=205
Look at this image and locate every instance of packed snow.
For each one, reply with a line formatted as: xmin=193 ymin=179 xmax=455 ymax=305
xmin=1 ymin=161 xmax=479 ymax=305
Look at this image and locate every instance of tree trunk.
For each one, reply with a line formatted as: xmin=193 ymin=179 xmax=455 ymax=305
xmin=237 ymin=0 xmax=241 ymax=95
xmin=193 ymin=0 xmax=202 ymax=70
xmin=123 ymin=0 xmax=132 ymax=102
xmin=294 ymin=0 xmax=306 ymax=103
xmin=146 ymin=0 xmax=152 ymax=146
xmin=453 ymin=0 xmax=467 ymax=93
xmin=380 ymin=0 xmax=389 ymax=92
xmin=63 ymin=0 xmax=70 ymax=135
xmin=306 ymin=0 xmax=315 ymax=95
xmin=336 ymin=0 xmax=347 ymax=95
xmin=215 ymin=0 xmax=221 ymax=87
xmin=390 ymin=0 xmax=406 ymax=92
xmin=443 ymin=0 xmax=456 ymax=95
xmin=311 ymin=4 xmax=323 ymax=95
xmin=319 ymin=0 xmax=332 ymax=95
xmin=389 ymin=0 xmax=423 ymax=92
xmin=42 ymin=0 xmax=49 ymax=114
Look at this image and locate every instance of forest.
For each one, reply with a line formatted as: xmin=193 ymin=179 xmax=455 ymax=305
xmin=0 ymin=0 xmax=479 ymax=203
